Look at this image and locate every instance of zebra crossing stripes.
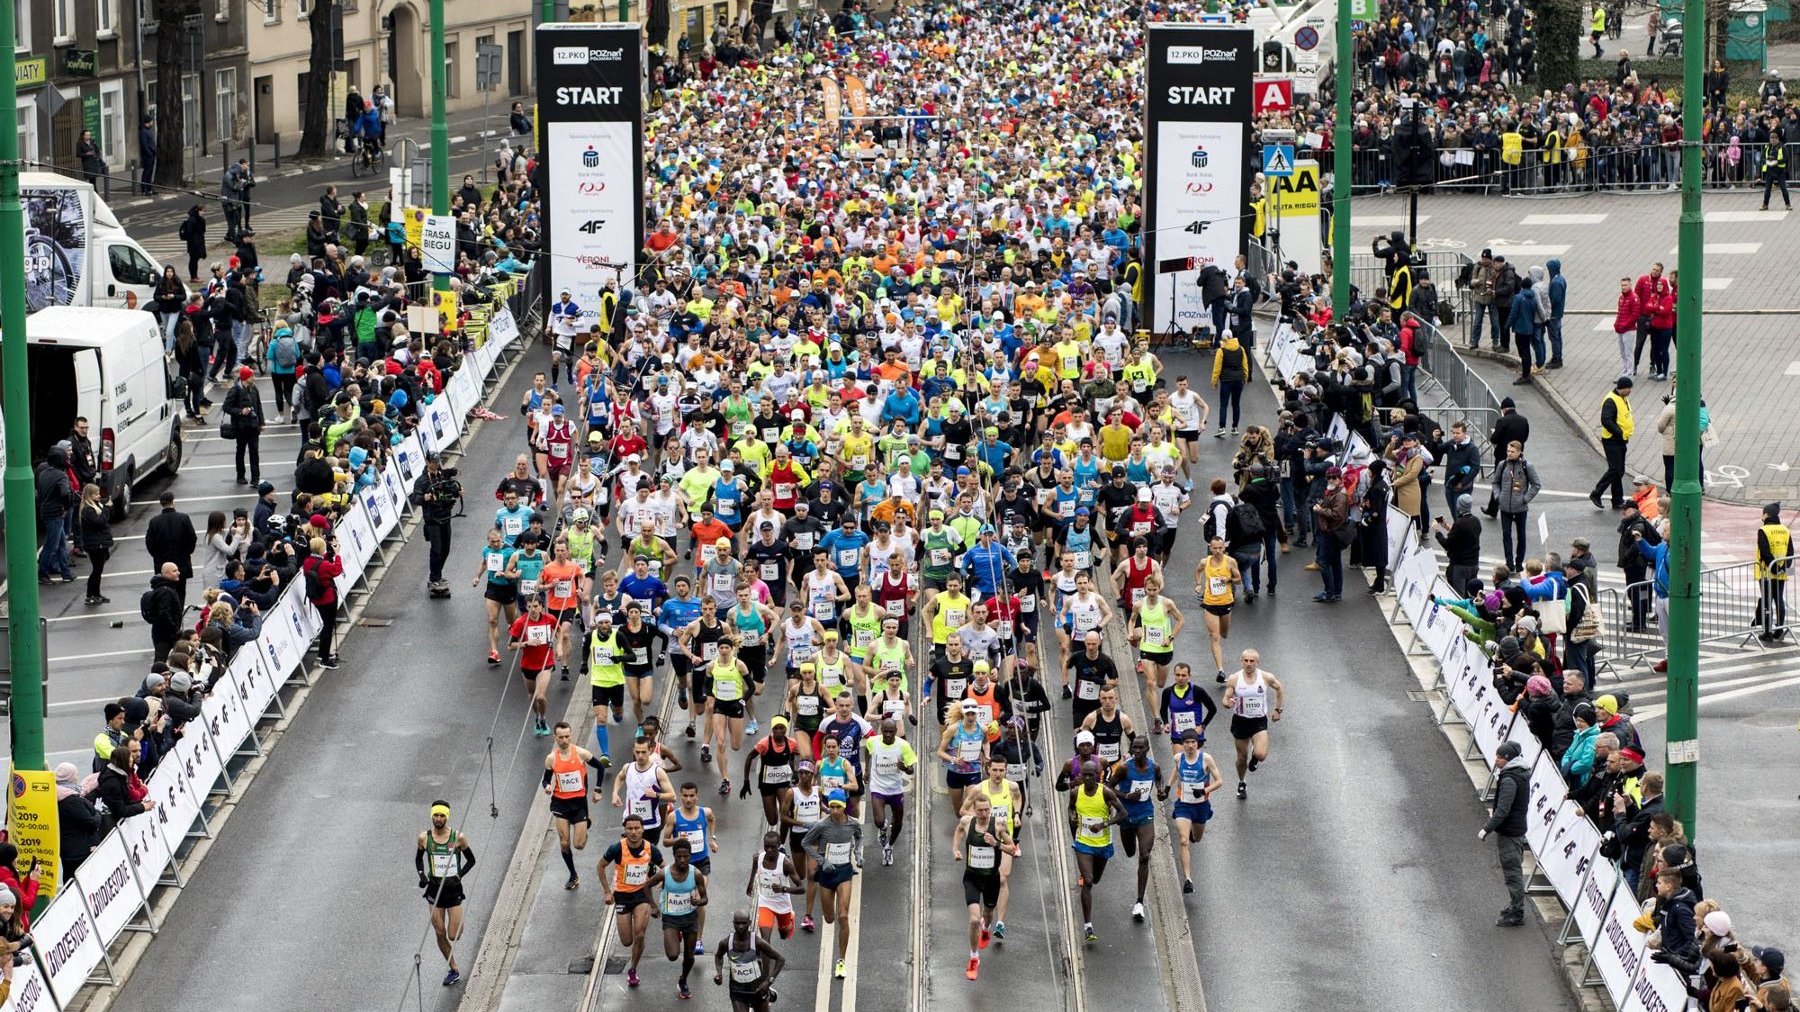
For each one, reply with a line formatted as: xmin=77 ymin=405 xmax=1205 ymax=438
xmin=137 ymin=208 xmax=313 ymax=264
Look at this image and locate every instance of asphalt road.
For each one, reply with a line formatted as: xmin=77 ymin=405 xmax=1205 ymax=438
xmin=108 ymin=355 xmax=543 ymax=1012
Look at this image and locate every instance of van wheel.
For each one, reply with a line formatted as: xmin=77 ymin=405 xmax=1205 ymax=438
xmin=110 ymin=473 xmax=133 ymax=522
xmin=165 ymin=428 xmax=184 ymax=477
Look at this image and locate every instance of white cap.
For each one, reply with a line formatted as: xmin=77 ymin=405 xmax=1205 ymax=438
xmin=625 ymin=453 xmax=641 ymax=463
xmin=721 ymin=460 xmax=735 ymax=471
xmin=1073 ymin=729 xmax=1096 ymax=745
xmin=790 ymin=409 xmax=805 ymax=421
xmin=1137 ymin=487 xmax=1152 ymax=501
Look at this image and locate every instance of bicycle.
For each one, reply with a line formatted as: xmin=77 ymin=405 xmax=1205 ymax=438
xmin=351 ymin=137 xmax=386 ymax=178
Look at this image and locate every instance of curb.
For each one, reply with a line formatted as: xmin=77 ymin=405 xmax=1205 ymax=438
xmin=67 ymin=337 xmax=534 ymax=1012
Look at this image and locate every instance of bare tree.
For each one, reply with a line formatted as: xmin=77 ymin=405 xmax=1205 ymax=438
xmin=296 ymin=0 xmax=334 ymax=157
xmin=152 ymin=0 xmax=199 ymax=186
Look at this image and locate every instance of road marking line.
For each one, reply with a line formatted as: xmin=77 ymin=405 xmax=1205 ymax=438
xmin=1595 ymin=317 xmax=1619 ymax=331
xmin=843 ymin=870 xmax=864 ymax=1012
xmin=1667 ymin=242 xmax=1761 ymax=255
xmin=1519 ymin=213 xmax=1607 ymax=226
xmin=1625 ymin=668 xmax=1798 ymax=700
xmin=48 ymin=693 xmax=147 ymax=710
xmin=1703 ymin=277 xmax=1734 ymax=290
xmin=48 ymin=648 xmax=153 ymax=664
xmin=45 ymin=610 xmax=140 ymax=622
xmin=1353 ymin=215 xmax=1427 ymax=228
xmin=1704 ymin=210 xmax=1787 ymax=223
xmin=1485 ymin=243 xmax=1570 ymax=257
xmin=1633 ymin=671 xmax=1800 ymax=720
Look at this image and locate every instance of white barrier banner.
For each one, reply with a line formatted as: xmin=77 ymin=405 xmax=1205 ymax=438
xmin=74 ymin=828 xmax=144 ymax=942
xmin=1500 ymin=714 xmax=1545 ymax=778
xmin=1591 ymin=876 xmax=1650 ymax=1007
xmin=1326 ymin=413 xmax=1349 ymax=448
xmin=1525 ymin=752 xmax=1567 ymax=854
xmin=258 ymin=591 xmax=305 ymax=679
xmin=145 ymin=741 xmax=206 ymax=855
xmin=117 ymin=800 xmax=172 ymax=891
xmin=471 ymin=336 xmax=498 ymax=378
xmin=1416 ymin=598 xmax=1459 ymax=660
xmin=1539 ymin=800 xmax=1604 ymax=906
xmin=1574 ymin=843 xmax=1621 ymax=944
xmin=1468 ymin=693 xmax=1515 ymax=759
xmin=281 ymin=581 xmax=322 ymax=643
xmin=1623 ymin=960 xmax=1689 ymax=1012
xmin=1344 ymin=430 xmax=1374 ymax=467
xmin=30 ymin=890 xmax=103 ymax=1007
xmin=489 ymin=305 xmax=520 ymax=350
xmin=1447 ymin=644 xmax=1487 ymax=719
xmin=419 ymin=396 xmax=459 ymax=454
xmin=174 ymin=710 xmax=225 ymax=800
xmin=1400 ymin=552 xmax=1437 ymax=628
xmin=199 ymin=670 xmax=256 ymax=762
xmin=334 ymin=506 xmax=376 ymax=595
xmin=1386 ymin=506 xmax=1413 ymax=574
xmin=226 ymin=643 xmax=276 ymax=718
xmin=360 ymin=481 xmax=395 ymax=541
xmin=380 ymin=466 xmax=409 ymax=525
xmin=0 ymin=951 xmax=54 ymax=1012
xmin=394 ymin=435 xmax=427 ymax=486
xmin=447 ymin=367 xmax=480 ymax=419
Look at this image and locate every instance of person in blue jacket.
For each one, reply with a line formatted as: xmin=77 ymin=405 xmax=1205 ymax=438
xmin=1545 ymin=259 xmax=1567 ymax=368
xmin=960 ymin=525 xmax=1016 ymax=598
xmin=1507 ymin=276 xmax=1540 ymax=384
xmin=1634 ymin=530 xmax=1672 ymax=669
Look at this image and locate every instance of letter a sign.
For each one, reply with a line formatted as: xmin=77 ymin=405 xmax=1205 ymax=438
xmin=1253 ymin=78 xmax=1293 ymax=116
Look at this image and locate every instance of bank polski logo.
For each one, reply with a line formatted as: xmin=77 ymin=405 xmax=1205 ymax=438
xmin=1190 ymin=145 xmax=1209 ymax=169
xmin=583 ymin=145 xmax=600 ymax=167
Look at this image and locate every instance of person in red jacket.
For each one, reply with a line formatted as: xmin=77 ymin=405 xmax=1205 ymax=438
xmin=1612 ymin=277 xmax=1640 ymax=378
xmin=304 ymin=532 xmax=346 ymax=669
xmin=0 ymin=844 xmax=42 ymax=933
xmin=1632 ymin=264 xmax=1673 ymax=379
xmin=1647 ymin=273 xmax=1677 ymax=381
xmin=1397 ymin=312 xmax=1422 ymax=404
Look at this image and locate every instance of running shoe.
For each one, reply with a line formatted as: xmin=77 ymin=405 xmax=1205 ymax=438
xmin=487 ymin=650 xmax=500 ymax=665
xmin=882 ymin=845 xmax=894 ymax=867
xmin=561 ymin=664 xmax=571 ymax=677
xmin=565 ymin=876 xmax=579 ymax=891
xmin=718 ymin=778 xmax=731 ymax=796
xmin=443 ymin=969 xmax=461 ymax=986
xmin=966 ymin=956 xmax=980 ymax=980
xmin=1248 ymin=756 xmax=1261 ymax=773
xmin=802 ymin=915 xmax=815 ymax=932
xmin=685 ymin=723 xmax=697 ymax=739
xmin=1236 ymin=782 xmax=1248 ymax=800
xmin=677 ymin=982 xmax=692 ymax=1000
xmin=1183 ymin=879 xmax=1194 ymax=894
xmin=1132 ymin=901 xmax=1146 ymax=923
xmin=319 ymin=656 xmax=340 ymax=670
xmin=991 ymin=920 xmax=1005 ymax=939
xmin=835 ymin=960 xmax=847 ymax=979
xmin=1083 ymin=923 xmax=1098 ymax=943
xmin=693 ymin=940 xmax=705 ymax=955
xmin=627 ymin=970 xmax=640 ymax=988
xmin=979 ymin=924 xmax=991 ymax=949
xmin=534 ymin=718 xmax=551 ymax=737
xmin=746 ymin=717 xmax=760 ymax=735
xmin=700 ymin=744 xmax=712 ymax=763
xmin=1215 ymin=669 xmax=1226 ymax=684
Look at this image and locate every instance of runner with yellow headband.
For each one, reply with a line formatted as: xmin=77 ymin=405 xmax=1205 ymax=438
xmin=417 ymin=800 xmax=476 ymax=987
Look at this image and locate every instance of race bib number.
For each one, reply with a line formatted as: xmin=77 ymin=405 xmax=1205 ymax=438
xmin=431 ymin=852 xmax=457 ymax=878
xmin=550 ymin=443 xmax=569 ymax=459
xmin=631 ymin=647 xmax=650 ymax=665
xmin=520 ymin=579 xmax=539 ymax=596
xmin=526 ymin=625 xmax=551 ymax=646
xmin=775 ymin=482 xmax=795 ymax=500
xmin=797 ymin=695 xmax=820 ymax=716
xmin=763 ymin=427 xmax=781 ymax=443
xmin=486 ymin=553 xmax=504 ymax=573
xmin=1131 ymin=521 xmax=1150 ymax=537
xmin=556 ymin=770 xmax=583 ymax=793
xmin=1079 ymin=816 xmax=1107 ymax=837
xmin=665 ymin=890 xmax=694 ymax=914
xmin=1059 ymin=501 xmax=1075 ymax=519
xmin=967 ymin=845 xmax=996 ymax=870
xmin=760 ymin=562 xmax=780 ymax=581
xmin=946 ymin=606 xmax=967 ymax=627
xmin=630 ymin=797 xmax=654 ymax=820
xmin=930 ymin=548 xmax=951 ymax=567
xmin=827 ymin=841 xmax=853 ymax=865
xmin=1209 ymin=576 xmax=1228 ymax=597
xmin=996 ymin=620 xmax=1014 ymax=640
xmin=1097 ymin=741 xmax=1121 ymax=762
xmin=946 ymin=678 xmax=968 ymax=701
xmin=1019 ymin=593 xmax=1036 ymax=613
xmin=814 ymin=602 xmax=836 ymax=623
xmin=1239 ymin=694 xmax=1268 ymax=718
xmin=1172 ymin=711 xmax=1196 ymax=734
xmin=1131 ymin=588 xmax=1146 ymax=607
xmin=554 ymin=581 xmax=574 ymax=599
xmin=1005 ymin=762 xmax=1027 ymax=783
xmin=625 ymin=862 xmax=649 ymax=886
xmin=714 ymin=573 xmax=735 ymax=593
xmin=504 ymin=516 xmax=524 ymax=536
xmin=1145 ymin=625 xmax=1168 ymax=648
xmin=732 ymin=959 xmax=761 ymax=984
xmin=1180 ymin=780 xmax=1206 ymax=803
xmin=763 ymin=762 xmax=793 ymax=785
xmin=1077 ymin=680 xmax=1100 ymax=701
xmin=700 ymin=642 xmax=719 ymax=662
xmin=885 ymin=599 xmax=905 ymax=616
xmin=1071 ymin=549 xmax=1091 ymax=570
xmin=837 ymin=548 xmax=859 ymax=569
xmin=792 ymin=532 xmax=814 ymax=550
xmin=957 ymin=739 xmax=982 ymax=762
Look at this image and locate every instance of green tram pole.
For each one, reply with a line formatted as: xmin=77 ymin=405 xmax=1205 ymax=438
xmin=1332 ymin=0 xmax=1362 ymax=318
xmin=1663 ymin=0 xmax=1706 ymax=836
xmin=1 ymin=0 xmax=48 ymax=770
xmin=430 ymin=0 xmax=451 ymax=308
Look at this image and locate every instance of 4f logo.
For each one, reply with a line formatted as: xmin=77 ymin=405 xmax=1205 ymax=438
xmin=578 ymin=220 xmax=608 ymax=234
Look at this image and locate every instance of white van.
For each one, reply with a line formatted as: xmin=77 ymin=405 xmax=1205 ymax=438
xmin=16 ymin=307 xmax=185 ymax=519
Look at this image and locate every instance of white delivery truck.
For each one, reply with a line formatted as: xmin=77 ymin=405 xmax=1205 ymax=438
xmin=20 ymin=171 xmax=164 ymax=314
xmin=1 ymin=308 xmax=185 ymax=521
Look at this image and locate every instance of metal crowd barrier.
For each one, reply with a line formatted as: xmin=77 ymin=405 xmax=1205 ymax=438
xmin=1595 ymin=556 xmax=1795 ymax=672
xmin=1334 ymin=142 xmax=1797 ymax=197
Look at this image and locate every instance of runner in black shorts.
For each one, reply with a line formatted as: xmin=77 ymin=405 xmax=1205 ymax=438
xmin=417 ymin=801 xmax=476 ymax=986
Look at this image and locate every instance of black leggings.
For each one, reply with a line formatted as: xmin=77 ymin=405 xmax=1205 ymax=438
xmin=272 ymin=374 xmax=296 ymax=414
xmin=85 ymin=546 xmax=109 ymax=599
xmin=317 ymin=602 xmax=339 ymax=659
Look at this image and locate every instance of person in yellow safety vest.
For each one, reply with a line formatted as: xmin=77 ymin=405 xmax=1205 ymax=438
xmin=1388 ymin=260 xmax=1413 ymax=313
xmin=1589 ymin=375 xmax=1634 ymax=510
xmin=1589 ymin=5 xmax=1606 ymax=58
xmin=1754 ymin=501 xmax=1792 ymax=641
xmin=598 ymin=285 xmax=619 ymax=338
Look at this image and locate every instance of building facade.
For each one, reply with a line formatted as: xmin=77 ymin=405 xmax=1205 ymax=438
xmin=14 ymin=0 xmax=248 ymax=188
xmin=245 ymin=0 xmax=535 ymax=143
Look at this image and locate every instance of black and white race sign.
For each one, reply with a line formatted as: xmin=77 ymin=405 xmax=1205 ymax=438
xmin=535 ymin=23 xmax=644 ymax=321
xmin=1144 ymin=24 xmax=1254 ymax=333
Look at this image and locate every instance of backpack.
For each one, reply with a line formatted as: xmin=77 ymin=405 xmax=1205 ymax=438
xmin=140 ymin=588 xmax=159 ymax=624
xmin=273 ymin=333 xmax=300 ymax=369
xmin=1225 ymin=500 xmax=1265 ymax=543
xmin=303 ymin=560 xmax=325 ymax=601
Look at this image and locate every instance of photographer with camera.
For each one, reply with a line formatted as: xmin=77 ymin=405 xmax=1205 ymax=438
xmin=412 ymin=454 xmax=462 ymax=596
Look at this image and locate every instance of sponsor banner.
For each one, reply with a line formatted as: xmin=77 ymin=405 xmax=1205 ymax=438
xmin=421 ymin=214 xmax=457 ymax=273
xmin=1539 ymin=800 xmax=1604 ymax=909
xmin=0 ymin=951 xmax=54 ymax=1012
xmin=536 ymin=23 xmax=643 ymax=320
xmin=1623 ymin=962 xmax=1689 ymax=1012
xmin=489 ymin=305 xmax=520 ymax=349
xmin=1524 ymin=751 xmax=1566 ymax=854
xmin=333 ymin=504 xmax=377 ymax=595
xmin=1274 ymin=160 xmax=1323 ymax=276
xmin=821 ymin=78 xmax=842 ymax=129
xmin=394 ymin=435 xmax=427 ymax=486
xmin=173 ymin=706 xmax=226 ymax=801
xmin=361 ymin=479 xmax=394 ymax=541
xmin=1573 ymin=835 xmax=1621 ymax=942
xmin=380 ymin=466 xmax=409 ymax=527
xmin=843 ymin=75 xmax=868 ymax=119
xmin=258 ymin=589 xmax=305 ymax=679
xmin=419 ymin=395 xmax=460 ymax=455
xmin=30 ymin=890 xmax=102 ymax=1007
xmin=1145 ymin=24 xmax=1253 ymax=334
xmin=1385 ymin=506 xmax=1412 ymax=575
xmin=447 ymin=365 xmax=481 ymax=420
xmin=6 ymin=767 xmax=61 ymax=900
xmin=199 ymin=668 xmax=257 ymax=764
xmin=145 ymin=736 xmax=206 ymax=858
xmin=117 ymin=795 xmax=172 ymax=894
xmin=21 ymin=185 xmax=91 ymax=313
xmin=75 ymin=822 xmax=145 ymax=941
xmin=1591 ymin=876 xmax=1650 ymax=1007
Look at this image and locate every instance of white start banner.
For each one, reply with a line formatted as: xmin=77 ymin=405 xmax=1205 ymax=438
xmin=1144 ymin=24 xmax=1253 ymax=335
xmin=536 ymin=23 xmax=644 ymax=323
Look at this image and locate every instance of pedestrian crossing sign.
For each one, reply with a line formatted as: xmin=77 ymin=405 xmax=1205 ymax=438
xmin=1262 ymin=144 xmax=1295 ymax=178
